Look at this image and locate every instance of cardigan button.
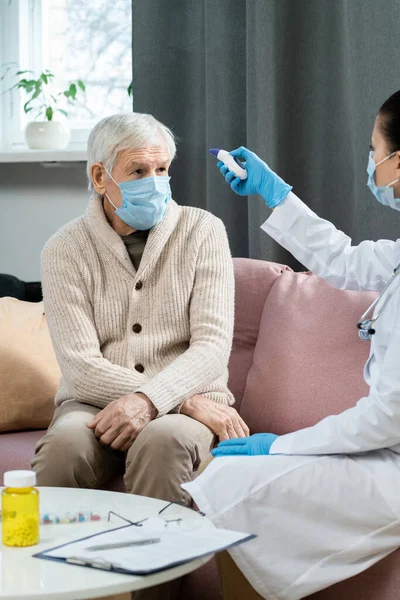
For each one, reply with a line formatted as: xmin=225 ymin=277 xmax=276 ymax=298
xmin=135 ymin=364 xmax=145 ymax=373
xmin=135 ymin=281 xmax=143 ymax=291
xmin=132 ymin=323 xmax=142 ymax=334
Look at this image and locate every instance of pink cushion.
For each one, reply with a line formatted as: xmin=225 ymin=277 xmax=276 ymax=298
xmin=229 ymin=259 xmax=291 ymax=409
xmin=240 ymin=270 xmax=376 ymax=434
xmin=0 ymin=430 xmax=45 ymax=481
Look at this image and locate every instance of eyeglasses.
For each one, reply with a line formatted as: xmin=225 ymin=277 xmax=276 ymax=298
xmin=107 ymin=501 xmax=205 ymax=533
xmin=357 ymin=262 xmax=400 ymax=341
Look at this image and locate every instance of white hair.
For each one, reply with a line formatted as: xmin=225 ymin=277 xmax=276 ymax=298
xmin=86 ymin=112 xmax=177 ymax=192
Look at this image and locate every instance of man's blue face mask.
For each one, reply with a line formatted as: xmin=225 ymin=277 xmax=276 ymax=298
xmin=367 ymin=151 xmax=400 ymax=210
xmin=105 ymin=169 xmax=172 ymax=230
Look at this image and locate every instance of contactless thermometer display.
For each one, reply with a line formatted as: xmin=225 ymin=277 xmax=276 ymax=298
xmin=209 ymin=148 xmax=248 ymax=180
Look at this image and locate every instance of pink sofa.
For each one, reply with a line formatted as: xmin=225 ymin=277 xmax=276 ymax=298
xmin=2 ymin=258 xmax=400 ymax=599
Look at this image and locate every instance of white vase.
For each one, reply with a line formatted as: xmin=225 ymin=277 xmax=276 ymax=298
xmin=25 ymin=121 xmax=71 ymax=150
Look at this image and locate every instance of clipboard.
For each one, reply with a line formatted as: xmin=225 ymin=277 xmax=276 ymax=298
xmin=34 ymin=522 xmax=255 ymax=576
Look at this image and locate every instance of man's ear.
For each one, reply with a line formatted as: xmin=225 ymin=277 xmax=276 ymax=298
xmin=91 ymin=163 xmax=107 ymax=195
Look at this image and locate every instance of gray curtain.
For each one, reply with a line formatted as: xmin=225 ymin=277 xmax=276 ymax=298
xmin=132 ymin=0 xmax=400 ymax=268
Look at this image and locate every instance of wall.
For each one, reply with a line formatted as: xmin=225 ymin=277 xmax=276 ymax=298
xmin=0 ymin=162 xmax=88 ymax=281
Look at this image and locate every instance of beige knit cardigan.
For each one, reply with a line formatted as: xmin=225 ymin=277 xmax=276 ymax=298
xmin=41 ymin=195 xmax=235 ymax=416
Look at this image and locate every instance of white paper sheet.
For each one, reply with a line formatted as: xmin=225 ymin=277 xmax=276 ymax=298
xmin=41 ymin=520 xmax=254 ymax=574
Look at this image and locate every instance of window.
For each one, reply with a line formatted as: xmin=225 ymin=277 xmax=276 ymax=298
xmin=0 ymin=0 xmax=132 ymax=151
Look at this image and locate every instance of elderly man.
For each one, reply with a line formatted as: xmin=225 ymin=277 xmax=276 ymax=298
xmin=32 ymin=112 xmax=248 ymax=509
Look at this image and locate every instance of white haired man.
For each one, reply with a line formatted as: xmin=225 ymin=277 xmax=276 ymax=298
xmin=32 ymin=113 xmax=248 ymax=510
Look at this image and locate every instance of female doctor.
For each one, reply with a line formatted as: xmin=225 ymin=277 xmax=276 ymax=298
xmin=182 ymin=90 xmax=400 ymax=600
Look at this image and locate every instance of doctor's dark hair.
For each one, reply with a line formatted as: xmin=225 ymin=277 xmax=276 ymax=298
xmin=378 ymin=91 xmax=400 ymax=153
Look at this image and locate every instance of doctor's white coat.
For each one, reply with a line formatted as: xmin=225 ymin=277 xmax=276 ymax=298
xmin=183 ymin=192 xmax=400 ymax=600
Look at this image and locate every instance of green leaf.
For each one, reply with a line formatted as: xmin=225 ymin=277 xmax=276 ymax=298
xmin=18 ymin=79 xmax=40 ymax=93
xmin=45 ymin=106 xmax=53 ymax=121
xmin=57 ymin=109 xmax=68 ymax=117
xmin=127 ymin=82 xmax=132 ymax=97
xmin=68 ymin=83 xmax=77 ymax=100
xmin=23 ymin=100 xmax=32 ymax=113
xmin=77 ymin=80 xmax=86 ymax=91
xmin=16 ymin=70 xmax=33 ymax=76
xmin=31 ymin=85 xmax=42 ymax=101
xmin=41 ymin=73 xmax=48 ymax=84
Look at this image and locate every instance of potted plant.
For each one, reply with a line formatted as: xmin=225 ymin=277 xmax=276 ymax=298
xmin=2 ymin=68 xmax=86 ymax=150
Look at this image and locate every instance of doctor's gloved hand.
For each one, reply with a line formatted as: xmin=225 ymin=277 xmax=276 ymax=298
xmin=218 ymin=146 xmax=292 ymax=209
xmin=211 ymin=433 xmax=279 ymax=457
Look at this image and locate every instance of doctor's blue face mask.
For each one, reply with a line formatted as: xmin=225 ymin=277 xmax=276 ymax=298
xmin=104 ymin=168 xmax=172 ymax=231
xmin=367 ymin=151 xmax=400 ymax=210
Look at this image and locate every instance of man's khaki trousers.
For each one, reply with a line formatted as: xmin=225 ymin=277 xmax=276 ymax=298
xmin=32 ymin=399 xmax=214 ymax=505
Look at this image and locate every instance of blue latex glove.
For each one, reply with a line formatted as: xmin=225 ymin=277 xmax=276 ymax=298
xmin=217 ymin=146 xmax=292 ymax=209
xmin=211 ymin=433 xmax=279 ymax=457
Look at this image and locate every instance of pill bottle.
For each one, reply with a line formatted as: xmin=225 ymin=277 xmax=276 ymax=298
xmin=2 ymin=470 xmax=39 ymax=547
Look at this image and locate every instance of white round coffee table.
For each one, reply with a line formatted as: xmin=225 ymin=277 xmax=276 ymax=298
xmin=0 ymin=487 xmax=214 ymax=599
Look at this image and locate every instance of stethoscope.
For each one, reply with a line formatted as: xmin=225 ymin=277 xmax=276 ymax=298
xmin=357 ymin=262 xmax=400 ymax=341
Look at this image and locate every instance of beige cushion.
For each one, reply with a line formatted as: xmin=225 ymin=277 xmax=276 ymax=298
xmin=0 ymin=298 xmax=60 ymax=431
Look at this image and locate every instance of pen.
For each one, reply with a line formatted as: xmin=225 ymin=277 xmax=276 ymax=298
xmin=86 ymin=537 xmax=161 ymax=551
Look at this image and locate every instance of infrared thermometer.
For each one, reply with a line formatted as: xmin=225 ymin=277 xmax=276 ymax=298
xmin=209 ymin=148 xmax=248 ymax=180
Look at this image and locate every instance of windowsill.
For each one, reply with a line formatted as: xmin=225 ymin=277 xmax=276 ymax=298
xmin=0 ymin=149 xmax=87 ymax=163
